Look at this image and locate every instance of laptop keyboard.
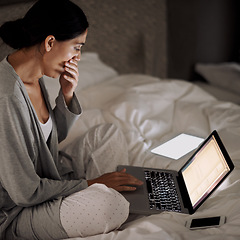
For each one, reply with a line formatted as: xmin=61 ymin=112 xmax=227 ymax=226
xmin=144 ymin=170 xmax=181 ymax=212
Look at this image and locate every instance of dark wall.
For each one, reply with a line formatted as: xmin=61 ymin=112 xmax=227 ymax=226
xmin=167 ymin=0 xmax=240 ymax=80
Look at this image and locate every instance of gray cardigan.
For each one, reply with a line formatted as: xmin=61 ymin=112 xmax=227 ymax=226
xmin=0 ymin=58 xmax=88 ymax=237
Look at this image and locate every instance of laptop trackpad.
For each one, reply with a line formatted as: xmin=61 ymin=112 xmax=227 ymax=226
xmin=118 ymin=165 xmax=150 ymax=214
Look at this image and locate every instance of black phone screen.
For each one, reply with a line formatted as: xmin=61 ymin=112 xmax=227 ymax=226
xmin=190 ymin=216 xmax=221 ymax=228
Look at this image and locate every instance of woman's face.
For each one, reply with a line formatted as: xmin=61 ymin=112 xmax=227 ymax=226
xmin=42 ymin=30 xmax=88 ymax=78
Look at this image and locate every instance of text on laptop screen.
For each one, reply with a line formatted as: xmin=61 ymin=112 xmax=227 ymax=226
xmin=181 ymin=136 xmax=230 ymax=209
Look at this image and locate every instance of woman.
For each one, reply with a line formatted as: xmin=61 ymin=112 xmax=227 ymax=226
xmin=0 ymin=0 xmax=143 ymax=239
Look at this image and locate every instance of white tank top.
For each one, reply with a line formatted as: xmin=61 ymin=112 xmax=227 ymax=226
xmin=39 ymin=115 xmax=53 ymax=141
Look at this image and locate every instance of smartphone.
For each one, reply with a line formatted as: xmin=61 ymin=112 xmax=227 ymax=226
xmin=185 ymin=216 xmax=226 ymax=230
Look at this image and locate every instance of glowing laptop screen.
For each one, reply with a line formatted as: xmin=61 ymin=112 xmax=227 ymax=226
xmin=181 ymin=136 xmax=230 ymax=209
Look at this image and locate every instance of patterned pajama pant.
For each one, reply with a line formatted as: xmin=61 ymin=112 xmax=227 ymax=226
xmin=8 ymin=123 xmax=130 ymax=240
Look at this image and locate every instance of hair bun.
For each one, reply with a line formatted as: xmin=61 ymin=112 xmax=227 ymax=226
xmin=0 ymin=0 xmax=88 ymax=49
xmin=0 ymin=18 xmax=28 ymax=49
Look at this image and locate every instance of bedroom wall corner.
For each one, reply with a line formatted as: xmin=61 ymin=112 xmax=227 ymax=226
xmin=166 ymin=0 xmax=240 ymax=81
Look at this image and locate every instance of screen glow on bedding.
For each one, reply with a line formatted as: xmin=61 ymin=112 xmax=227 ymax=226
xmin=182 ymin=136 xmax=230 ymax=209
xmin=151 ymin=134 xmax=204 ymax=160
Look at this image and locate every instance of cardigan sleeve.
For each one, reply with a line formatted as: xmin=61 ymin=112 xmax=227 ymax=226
xmin=53 ymin=89 xmax=82 ymax=143
xmin=0 ymin=95 xmax=87 ymax=208
xmin=38 ymin=74 xmax=82 ymax=144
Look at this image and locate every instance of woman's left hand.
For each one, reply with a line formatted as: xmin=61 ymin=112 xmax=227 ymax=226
xmin=59 ymin=56 xmax=79 ymax=106
xmin=87 ymin=168 xmax=144 ymax=192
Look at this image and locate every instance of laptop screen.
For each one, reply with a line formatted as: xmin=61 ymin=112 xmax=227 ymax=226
xmin=181 ymin=134 xmax=231 ymax=209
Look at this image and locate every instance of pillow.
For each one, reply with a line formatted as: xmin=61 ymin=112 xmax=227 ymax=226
xmin=76 ymin=52 xmax=118 ymax=90
xmin=195 ymin=62 xmax=240 ymax=95
xmin=43 ymin=52 xmax=118 ymax=106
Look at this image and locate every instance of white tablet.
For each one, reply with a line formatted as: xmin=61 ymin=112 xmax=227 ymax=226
xmin=151 ymin=133 xmax=204 ymax=160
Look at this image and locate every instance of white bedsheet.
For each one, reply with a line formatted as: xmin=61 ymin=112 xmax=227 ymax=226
xmin=56 ymin=74 xmax=240 ymax=240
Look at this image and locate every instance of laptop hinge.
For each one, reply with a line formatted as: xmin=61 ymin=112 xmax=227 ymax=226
xmin=176 ymin=175 xmax=193 ymax=213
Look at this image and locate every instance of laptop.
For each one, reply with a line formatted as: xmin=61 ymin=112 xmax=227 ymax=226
xmin=117 ymin=130 xmax=234 ymax=215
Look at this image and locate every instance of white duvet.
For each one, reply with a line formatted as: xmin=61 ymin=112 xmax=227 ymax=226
xmin=44 ymin=53 xmax=240 ymax=240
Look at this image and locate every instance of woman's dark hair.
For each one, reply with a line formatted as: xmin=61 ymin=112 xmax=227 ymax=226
xmin=0 ymin=0 xmax=89 ymax=49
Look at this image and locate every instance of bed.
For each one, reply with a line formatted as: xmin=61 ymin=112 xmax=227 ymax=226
xmin=1 ymin=1 xmax=240 ymax=240
xmin=43 ymin=51 xmax=240 ymax=240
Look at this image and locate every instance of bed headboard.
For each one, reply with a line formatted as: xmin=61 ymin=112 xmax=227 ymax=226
xmin=0 ymin=0 xmax=167 ymax=78
xmin=0 ymin=0 xmax=239 ymax=80
xmin=0 ymin=0 xmax=32 ymax=5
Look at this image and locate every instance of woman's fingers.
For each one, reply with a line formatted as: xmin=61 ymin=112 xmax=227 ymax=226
xmin=87 ymin=170 xmax=144 ymax=192
xmin=59 ymin=57 xmax=80 ymax=104
xmin=115 ymin=185 xmax=137 ymax=192
xmin=114 ymin=172 xmax=143 ymax=186
xmin=63 ymin=59 xmax=79 ymax=82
